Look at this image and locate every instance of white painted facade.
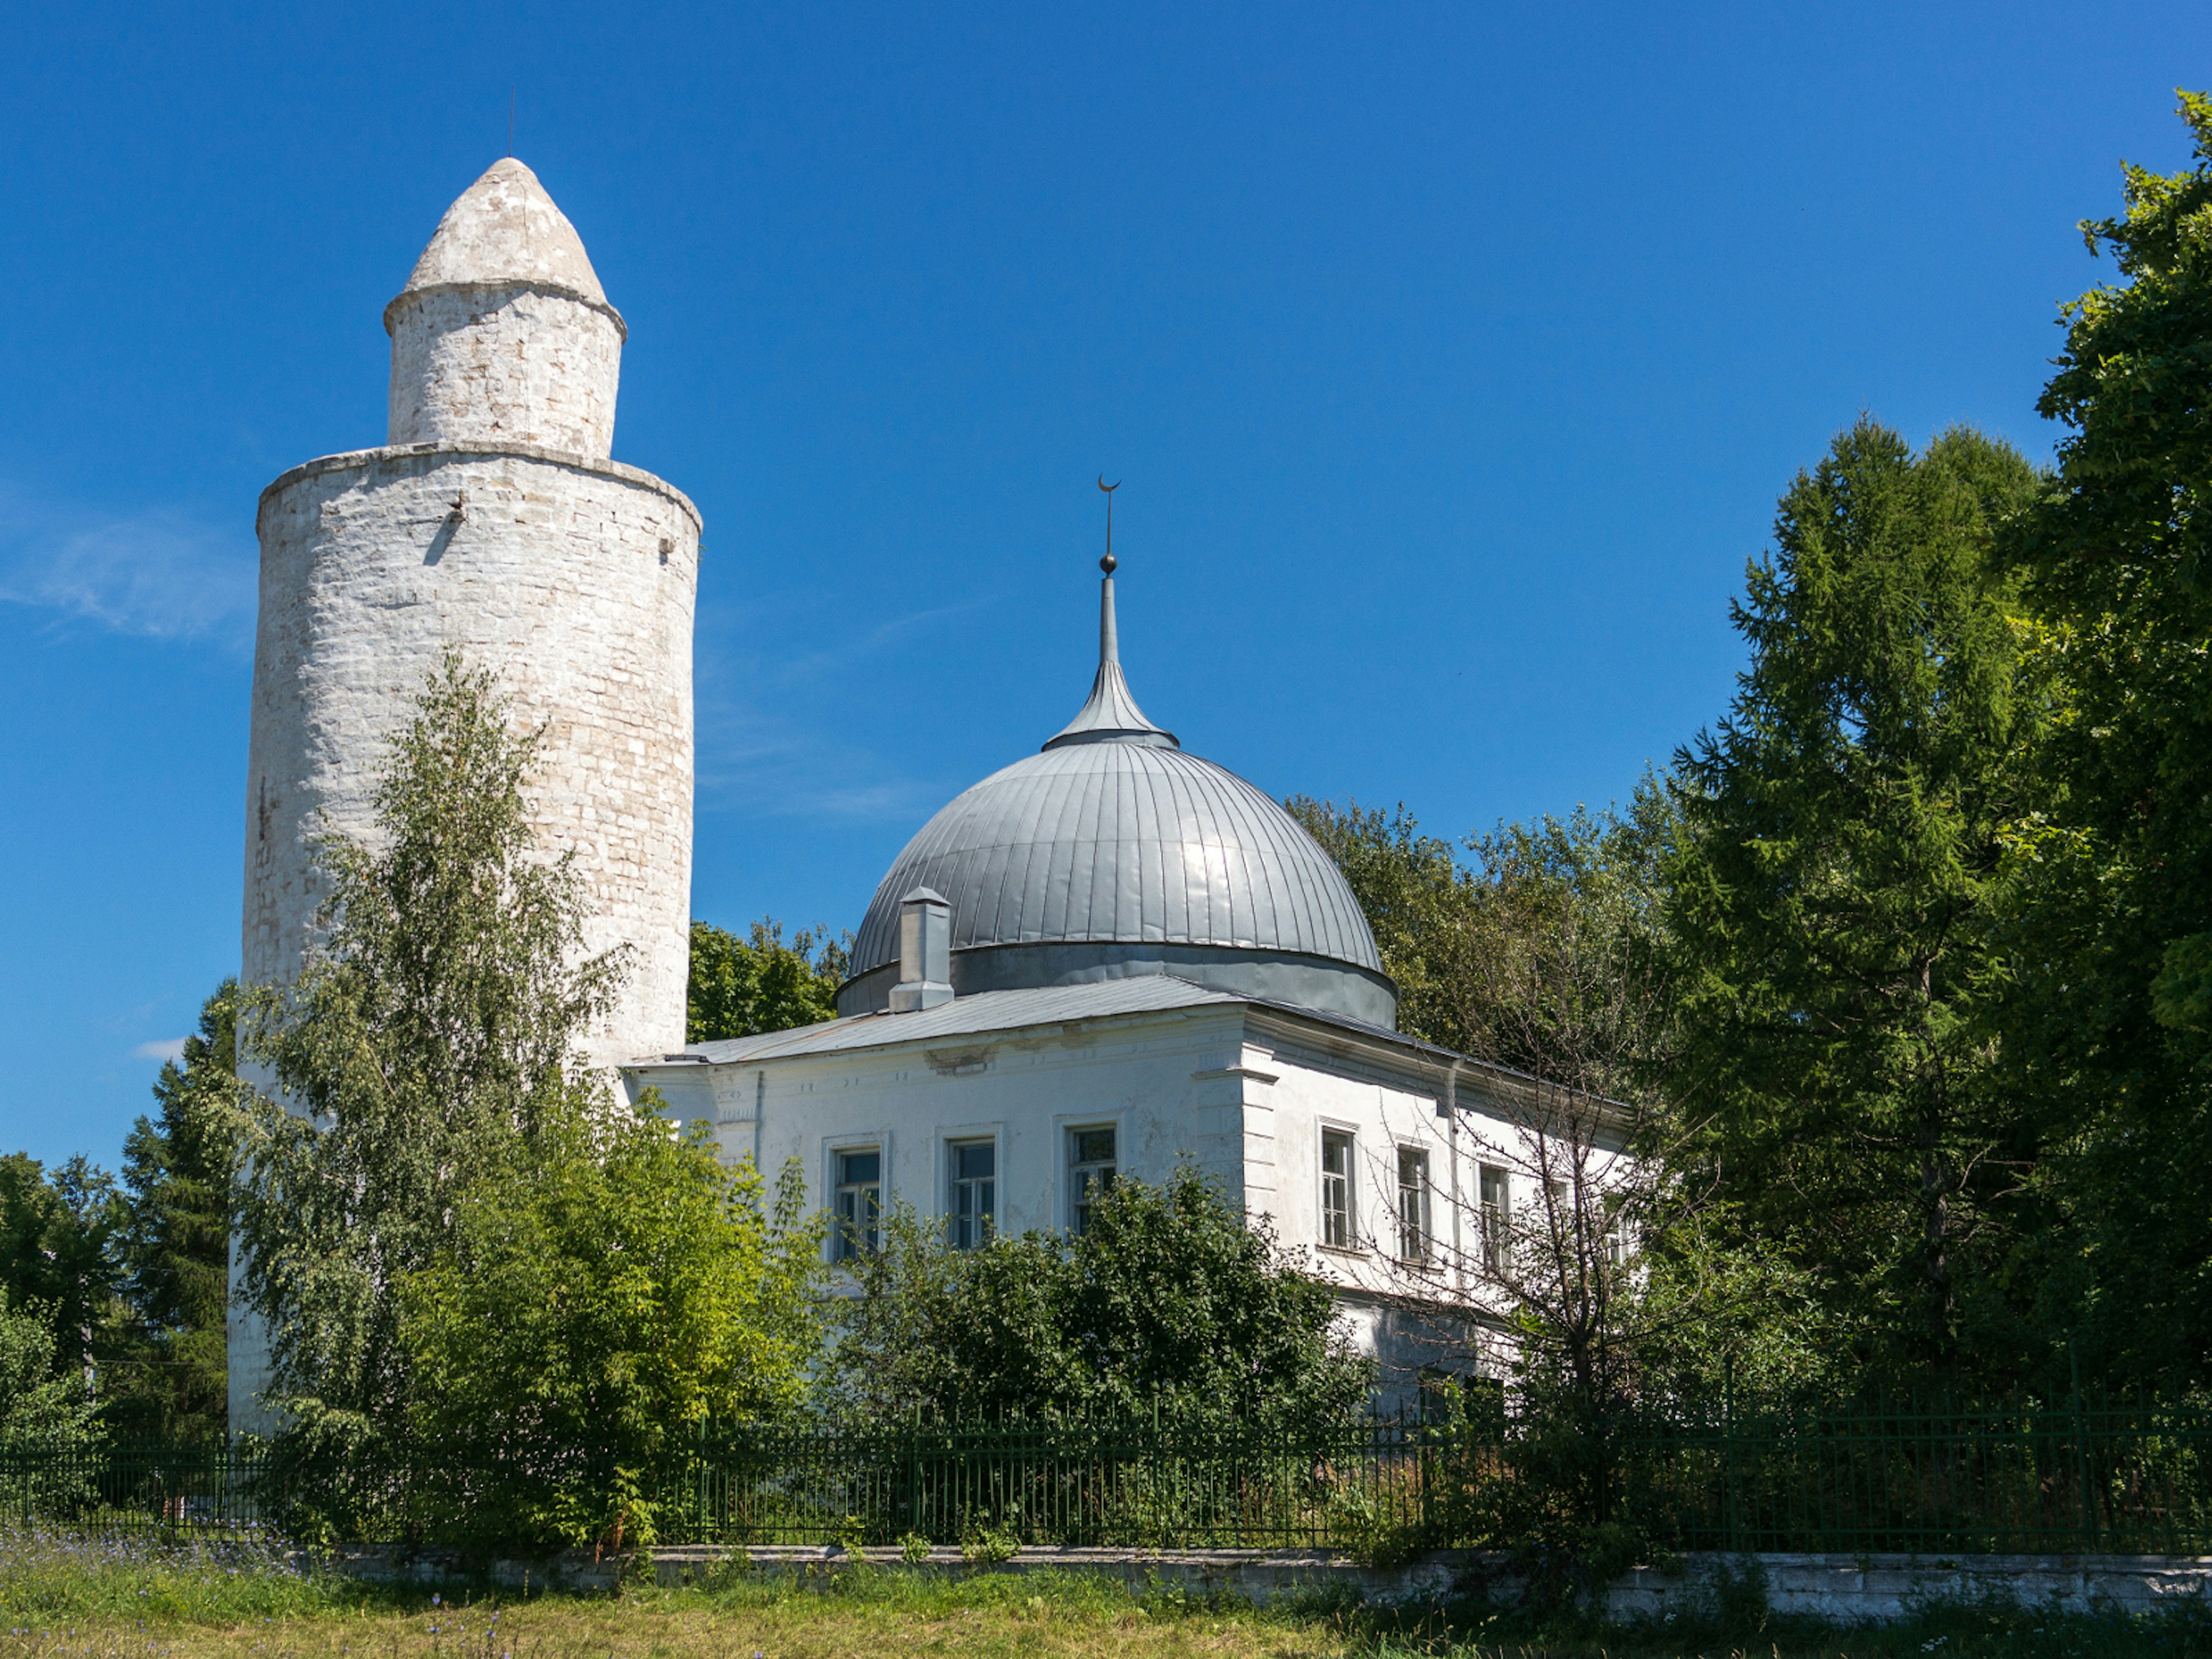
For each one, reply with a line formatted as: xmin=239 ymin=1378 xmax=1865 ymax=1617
xmin=627 ymin=979 xmax=1563 ymax=1395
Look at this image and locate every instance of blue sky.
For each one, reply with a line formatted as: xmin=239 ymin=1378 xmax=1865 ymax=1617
xmin=2 ymin=2 xmax=2205 ymax=1171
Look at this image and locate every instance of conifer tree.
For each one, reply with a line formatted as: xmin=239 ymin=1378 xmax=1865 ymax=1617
xmin=112 ymin=982 xmax=241 ymax=1443
xmin=1664 ymin=419 xmax=2040 ymax=1378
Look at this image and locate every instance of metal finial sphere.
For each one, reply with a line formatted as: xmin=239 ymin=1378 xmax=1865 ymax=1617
xmin=1100 ymin=554 xmax=1118 ymax=574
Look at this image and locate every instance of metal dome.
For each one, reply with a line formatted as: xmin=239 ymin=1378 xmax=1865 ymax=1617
xmin=839 ymin=563 xmax=1394 ymax=1025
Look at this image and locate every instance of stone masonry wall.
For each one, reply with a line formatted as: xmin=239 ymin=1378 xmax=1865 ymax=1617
xmin=385 ymin=286 xmax=623 ymax=457
xmin=244 ymin=441 xmax=699 ymax=1074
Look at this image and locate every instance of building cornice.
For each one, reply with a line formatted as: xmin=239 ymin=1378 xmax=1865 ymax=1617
xmin=257 ymin=441 xmax=700 ymax=531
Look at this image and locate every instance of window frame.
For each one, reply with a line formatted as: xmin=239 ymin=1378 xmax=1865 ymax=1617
xmin=831 ymin=1145 xmax=884 ymax=1262
xmin=1320 ymin=1127 xmax=1356 ymax=1251
xmin=946 ymin=1136 xmax=997 ymax=1251
xmin=1478 ymin=1162 xmax=1509 ymax=1274
xmin=1395 ymin=1143 xmax=1432 ymax=1266
xmin=1067 ymin=1123 xmax=1118 ymax=1236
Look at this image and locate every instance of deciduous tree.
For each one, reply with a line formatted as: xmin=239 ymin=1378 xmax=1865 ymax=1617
xmin=395 ymin=1117 xmax=822 ymax=1548
xmin=828 ymin=1166 xmax=1370 ymax=1430
xmin=1995 ymin=92 xmax=2212 ymax=1387
xmin=232 ymin=651 xmax=623 ymax=1446
xmin=686 ymin=919 xmax=848 ymax=1042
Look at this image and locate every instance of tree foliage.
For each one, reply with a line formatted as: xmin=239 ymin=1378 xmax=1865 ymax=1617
xmin=0 ymin=1288 xmax=101 ymax=1453
xmin=109 ymin=982 xmax=240 ymax=1444
xmin=1994 ymin=91 xmax=2212 ymax=1387
xmin=1661 ymin=419 xmax=2041 ymax=1380
xmin=232 ymin=650 xmax=624 ymax=1444
xmin=828 ymin=1166 xmax=1371 ymax=1430
xmin=1288 ymin=801 xmax=1482 ymax=1051
xmin=395 ymin=1117 xmax=823 ymax=1548
xmin=0 ymin=1153 xmax=123 ymax=1407
xmin=686 ymin=919 xmax=849 ymax=1042
xmin=1289 ymin=794 xmax=1675 ymax=1080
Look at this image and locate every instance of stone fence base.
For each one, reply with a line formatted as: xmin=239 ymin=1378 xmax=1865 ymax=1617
xmin=325 ymin=1541 xmax=2212 ymax=1622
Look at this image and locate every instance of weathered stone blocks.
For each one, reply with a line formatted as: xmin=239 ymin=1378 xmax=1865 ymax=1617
xmin=245 ymin=442 xmax=699 ymax=1074
xmin=385 ymin=285 xmax=623 ymax=457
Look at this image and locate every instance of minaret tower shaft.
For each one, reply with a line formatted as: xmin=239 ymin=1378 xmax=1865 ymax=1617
xmin=235 ymin=161 xmax=700 ymax=1429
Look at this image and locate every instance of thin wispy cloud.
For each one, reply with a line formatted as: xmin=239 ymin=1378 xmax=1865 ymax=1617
xmin=0 ymin=486 xmax=256 ymax=645
xmin=694 ymin=590 xmax=994 ymax=823
xmin=131 ymin=1037 xmax=187 ymax=1065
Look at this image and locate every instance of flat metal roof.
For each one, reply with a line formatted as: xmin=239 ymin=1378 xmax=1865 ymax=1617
xmin=627 ymin=974 xmax=1472 ymax=1074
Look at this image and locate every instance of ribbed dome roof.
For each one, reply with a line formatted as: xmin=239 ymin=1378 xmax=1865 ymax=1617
xmin=843 ymin=561 xmax=1390 ymax=1024
xmin=851 ymin=741 xmax=1382 ymax=974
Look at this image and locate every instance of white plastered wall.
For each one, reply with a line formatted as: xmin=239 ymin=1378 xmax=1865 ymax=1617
xmin=635 ymin=1003 xmax=1604 ymax=1408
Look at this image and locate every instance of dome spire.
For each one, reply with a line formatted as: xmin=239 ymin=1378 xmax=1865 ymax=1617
xmin=1043 ymin=486 xmax=1178 ymax=752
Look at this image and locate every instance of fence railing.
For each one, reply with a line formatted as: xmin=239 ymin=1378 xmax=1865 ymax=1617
xmin=1625 ymin=1396 xmax=2212 ymax=1555
xmin=6 ymin=1396 xmax=2210 ymax=1556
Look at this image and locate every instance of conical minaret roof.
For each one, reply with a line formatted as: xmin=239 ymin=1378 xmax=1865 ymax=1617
xmin=400 ymin=158 xmax=608 ymax=305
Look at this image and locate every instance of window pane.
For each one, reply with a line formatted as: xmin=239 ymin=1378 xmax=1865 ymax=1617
xmin=949 ymin=1140 xmax=996 ymax=1251
xmin=1397 ymin=1147 xmax=1429 ymax=1263
xmin=1071 ymin=1128 xmax=1117 ymax=1235
xmin=835 ymin=1147 xmax=882 ymax=1260
xmin=956 ymin=1142 xmax=994 ymax=1181
xmin=1321 ymin=1130 xmax=1353 ymax=1249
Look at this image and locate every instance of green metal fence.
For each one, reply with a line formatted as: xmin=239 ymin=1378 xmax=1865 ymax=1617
xmin=6 ymin=1396 xmax=2210 ymax=1555
xmin=1627 ymin=1396 xmax=2212 ymax=1555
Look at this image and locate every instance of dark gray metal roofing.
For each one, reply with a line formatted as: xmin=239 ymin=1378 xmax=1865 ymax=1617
xmin=849 ymin=741 xmax=1383 ymax=979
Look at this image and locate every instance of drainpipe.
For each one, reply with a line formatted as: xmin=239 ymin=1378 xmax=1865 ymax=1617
xmin=1442 ymin=1059 xmax=1464 ymax=1297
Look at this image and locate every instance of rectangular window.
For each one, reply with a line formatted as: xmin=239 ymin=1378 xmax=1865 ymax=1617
xmin=1478 ymin=1164 xmax=1509 ymax=1272
xmin=1069 ymin=1127 xmax=1116 ymax=1235
xmin=1321 ymin=1129 xmax=1354 ymax=1249
xmin=834 ymin=1148 xmax=881 ymax=1261
xmin=1396 ymin=1146 xmax=1431 ymax=1264
xmin=948 ymin=1139 xmax=996 ymax=1250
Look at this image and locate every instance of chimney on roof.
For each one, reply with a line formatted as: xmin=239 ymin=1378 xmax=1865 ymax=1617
xmin=889 ymin=887 xmax=953 ymax=1012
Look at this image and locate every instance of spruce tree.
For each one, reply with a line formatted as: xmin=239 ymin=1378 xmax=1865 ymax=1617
xmin=1664 ymin=419 xmax=2039 ymax=1380
xmin=112 ymin=982 xmax=241 ymax=1443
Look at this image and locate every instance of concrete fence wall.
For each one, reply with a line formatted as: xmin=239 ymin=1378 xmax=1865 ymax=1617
xmin=327 ymin=1541 xmax=2212 ymax=1621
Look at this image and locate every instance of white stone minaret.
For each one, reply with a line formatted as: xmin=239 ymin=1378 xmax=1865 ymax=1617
xmin=233 ymin=160 xmax=699 ymax=1431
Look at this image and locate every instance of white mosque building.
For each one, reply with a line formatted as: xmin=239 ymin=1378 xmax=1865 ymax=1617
xmin=628 ymin=556 xmax=1562 ymax=1387
xmin=238 ymin=154 xmax=1571 ymax=1418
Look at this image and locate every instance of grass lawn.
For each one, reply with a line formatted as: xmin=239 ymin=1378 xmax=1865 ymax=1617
xmin=3 ymin=1529 xmax=2209 ymax=1659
